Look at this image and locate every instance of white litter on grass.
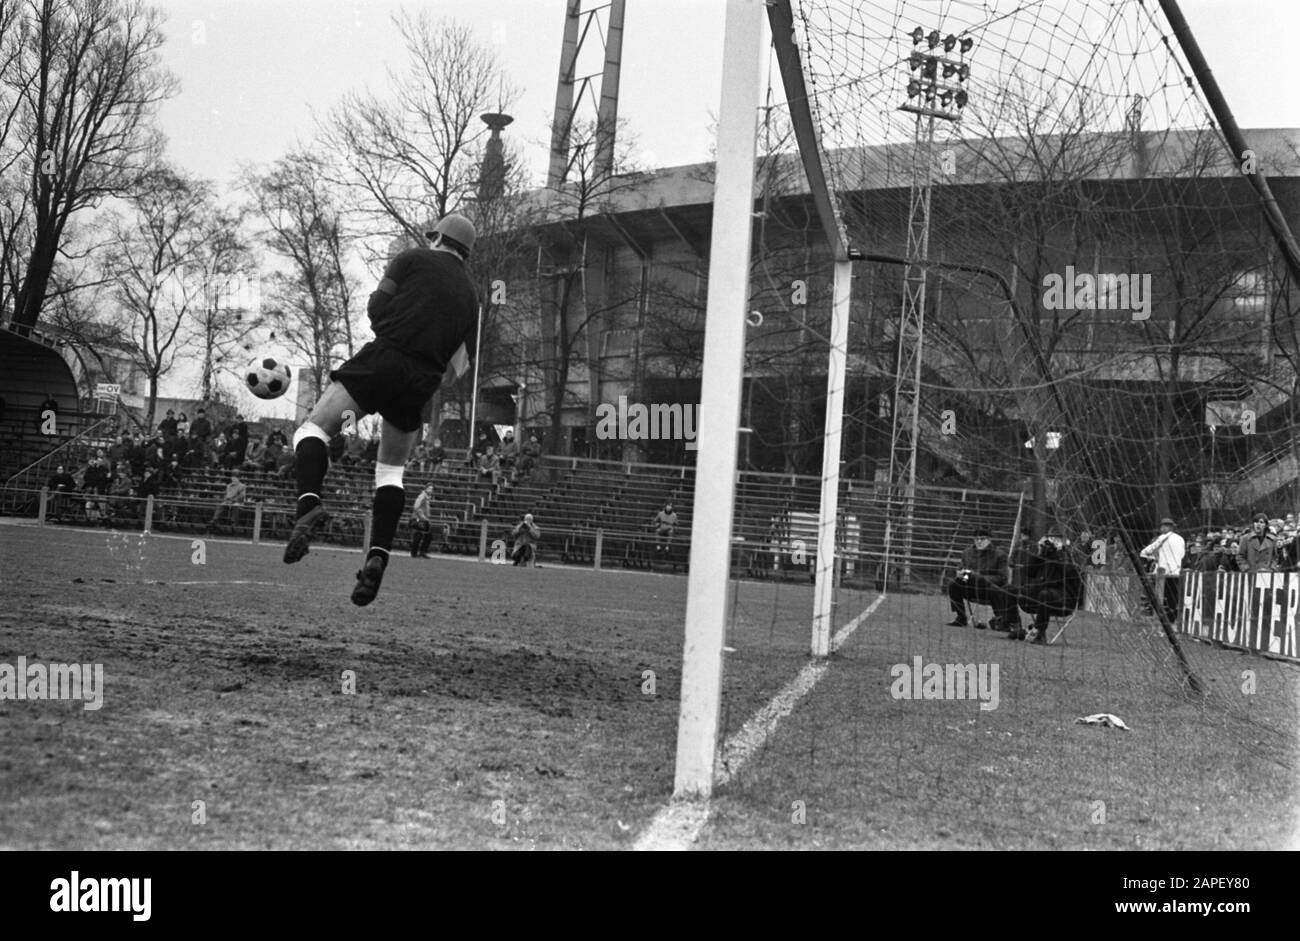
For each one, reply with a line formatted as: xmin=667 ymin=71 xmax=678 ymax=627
xmin=1075 ymin=713 xmax=1131 ymax=731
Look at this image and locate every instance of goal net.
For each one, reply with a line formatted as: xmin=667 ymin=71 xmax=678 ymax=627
xmin=673 ymin=0 xmax=1299 ymax=849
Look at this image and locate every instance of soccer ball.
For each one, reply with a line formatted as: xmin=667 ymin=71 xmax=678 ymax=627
xmin=245 ymin=357 xmax=292 ymax=400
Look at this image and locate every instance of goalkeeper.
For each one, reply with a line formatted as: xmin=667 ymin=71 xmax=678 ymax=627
xmin=945 ymin=527 xmax=1016 ymax=630
xmin=282 ymin=213 xmax=479 ymax=606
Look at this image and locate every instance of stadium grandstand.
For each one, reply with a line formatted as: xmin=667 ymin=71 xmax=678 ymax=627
xmin=3 ymin=126 xmax=1297 ymax=582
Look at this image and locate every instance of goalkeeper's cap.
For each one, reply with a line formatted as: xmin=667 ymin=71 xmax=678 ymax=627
xmin=426 ymin=213 xmax=476 ymax=255
xmin=973 ymin=526 xmax=990 ymax=538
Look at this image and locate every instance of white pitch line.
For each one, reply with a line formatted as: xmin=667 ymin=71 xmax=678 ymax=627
xmin=634 ymin=593 xmax=887 ymax=851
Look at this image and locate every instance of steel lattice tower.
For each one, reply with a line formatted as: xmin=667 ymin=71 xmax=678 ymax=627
xmin=881 ymin=28 xmax=970 ymax=587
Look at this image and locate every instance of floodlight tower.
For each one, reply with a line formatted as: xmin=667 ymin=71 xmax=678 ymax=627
xmin=881 ymin=28 xmax=972 ymax=587
xmin=548 ymin=0 xmax=626 ymax=187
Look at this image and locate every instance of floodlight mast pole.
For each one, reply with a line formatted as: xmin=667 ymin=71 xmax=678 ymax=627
xmin=672 ymin=0 xmax=766 ymax=801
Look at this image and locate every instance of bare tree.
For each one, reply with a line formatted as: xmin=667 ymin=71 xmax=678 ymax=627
xmin=241 ymin=151 xmax=358 ymax=398
xmin=0 ymin=0 xmax=176 ymax=333
xmin=100 ymin=165 xmax=211 ymax=430
xmin=318 ymin=12 xmax=517 ymax=255
xmin=186 ymin=207 xmax=261 ymax=403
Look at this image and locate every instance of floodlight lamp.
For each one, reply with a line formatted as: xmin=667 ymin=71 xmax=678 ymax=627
xmin=927 ymin=30 xmax=940 ymax=48
xmin=960 ymin=36 xmax=974 ymax=54
xmin=910 ymin=26 xmax=925 ymax=45
xmin=943 ymin=34 xmax=957 ymax=52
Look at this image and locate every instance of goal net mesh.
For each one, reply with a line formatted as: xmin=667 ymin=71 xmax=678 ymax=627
xmin=705 ymin=0 xmax=1298 ymax=848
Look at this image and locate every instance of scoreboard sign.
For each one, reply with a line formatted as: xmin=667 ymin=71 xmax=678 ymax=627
xmin=1180 ymin=571 xmax=1299 ymax=661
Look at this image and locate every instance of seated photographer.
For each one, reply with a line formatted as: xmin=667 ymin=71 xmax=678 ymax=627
xmin=945 ymin=527 xmax=1016 ymax=630
xmin=510 ymin=513 xmax=541 ymax=567
xmin=1012 ymin=527 xmax=1084 ymax=643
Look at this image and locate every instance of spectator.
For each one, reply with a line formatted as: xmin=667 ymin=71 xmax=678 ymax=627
xmin=174 ymin=433 xmax=196 ymax=467
xmin=108 ymin=432 xmax=131 ymax=467
xmin=1013 ymin=528 xmax=1083 ymax=643
xmin=429 ymin=437 xmax=447 ymax=475
xmin=124 ymin=434 xmax=146 ymax=477
xmin=275 ymin=445 xmax=296 ymax=480
xmin=207 ymin=433 xmax=226 ymax=468
xmin=361 ymin=435 xmax=379 ymax=465
xmin=1237 ymin=512 xmax=1278 ymax=573
xmin=1182 ymin=534 xmax=1205 ymax=572
xmin=478 ymin=445 xmax=500 ymax=485
xmin=498 ymin=431 xmax=518 ymax=478
xmin=945 ymin=527 xmax=1018 ymax=631
xmin=1278 ymin=525 xmax=1298 ymax=572
xmin=410 ymin=441 xmax=430 ymax=474
xmin=1193 ymin=535 xmax=1222 ymax=572
xmin=470 ymin=432 xmax=489 ymax=467
xmin=651 ymin=502 xmax=679 ymax=553
xmin=1140 ymin=517 xmax=1185 ymax=623
xmin=518 ymin=434 xmax=541 ymax=480
xmin=46 ymin=464 xmax=77 ymax=521
xmin=176 ymin=411 xmax=191 ymax=437
xmin=327 ymin=433 xmax=347 ymax=463
xmin=262 ymin=434 xmax=284 ymax=472
xmin=83 ymin=450 xmax=112 ymax=523
xmin=107 ymin=463 xmax=136 ymax=524
xmin=223 ymin=415 xmax=249 ymax=468
xmin=266 ymin=427 xmax=288 ymax=450
xmin=137 ymin=466 xmax=161 ymax=502
xmin=242 ymin=438 xmax=268 ymax=474
xmin=189 ymin=408 xmax=212 ymax=447
xmin=410 ymin=483 xmax=436 ymax=558
xmin=510 ymin=513 xmax=541 ymax=566
xmin=161 ymin=456 xmax=185 ymax=492
xmin=205 ymin=471 xmax=248 ymax=533
xmin=161 ymin=426 xmax=182 ymax=461
xmin=158 ymin=409 xmax=178 ymax=437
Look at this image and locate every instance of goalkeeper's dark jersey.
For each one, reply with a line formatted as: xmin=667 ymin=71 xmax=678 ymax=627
xmin=368 ymin=248 xmax=479 ymax=372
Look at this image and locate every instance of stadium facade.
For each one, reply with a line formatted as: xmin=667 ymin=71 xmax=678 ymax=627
xmin=471 ymin=126 xmax=1299 ymax=521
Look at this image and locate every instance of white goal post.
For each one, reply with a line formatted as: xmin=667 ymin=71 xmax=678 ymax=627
xmin=673 ymin=0 xmax=854 ymax=798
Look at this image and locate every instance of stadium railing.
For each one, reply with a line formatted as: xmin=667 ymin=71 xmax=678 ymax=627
xmin=3 ymin=447 xmax=1025 ymax=587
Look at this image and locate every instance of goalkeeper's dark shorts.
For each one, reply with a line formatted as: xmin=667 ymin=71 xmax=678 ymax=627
xmin=330 ymin=340 xmax=443 ymax=433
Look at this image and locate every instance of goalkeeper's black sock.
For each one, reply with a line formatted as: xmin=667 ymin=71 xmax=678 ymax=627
xmin=369 ymin=485 xmax=405 ymax=554
xmin=294 ymin=438 xmax=329 ymax=519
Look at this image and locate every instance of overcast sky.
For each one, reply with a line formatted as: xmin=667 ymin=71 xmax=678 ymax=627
xmin=155 ymin=0 xmax=1297 ymax=193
